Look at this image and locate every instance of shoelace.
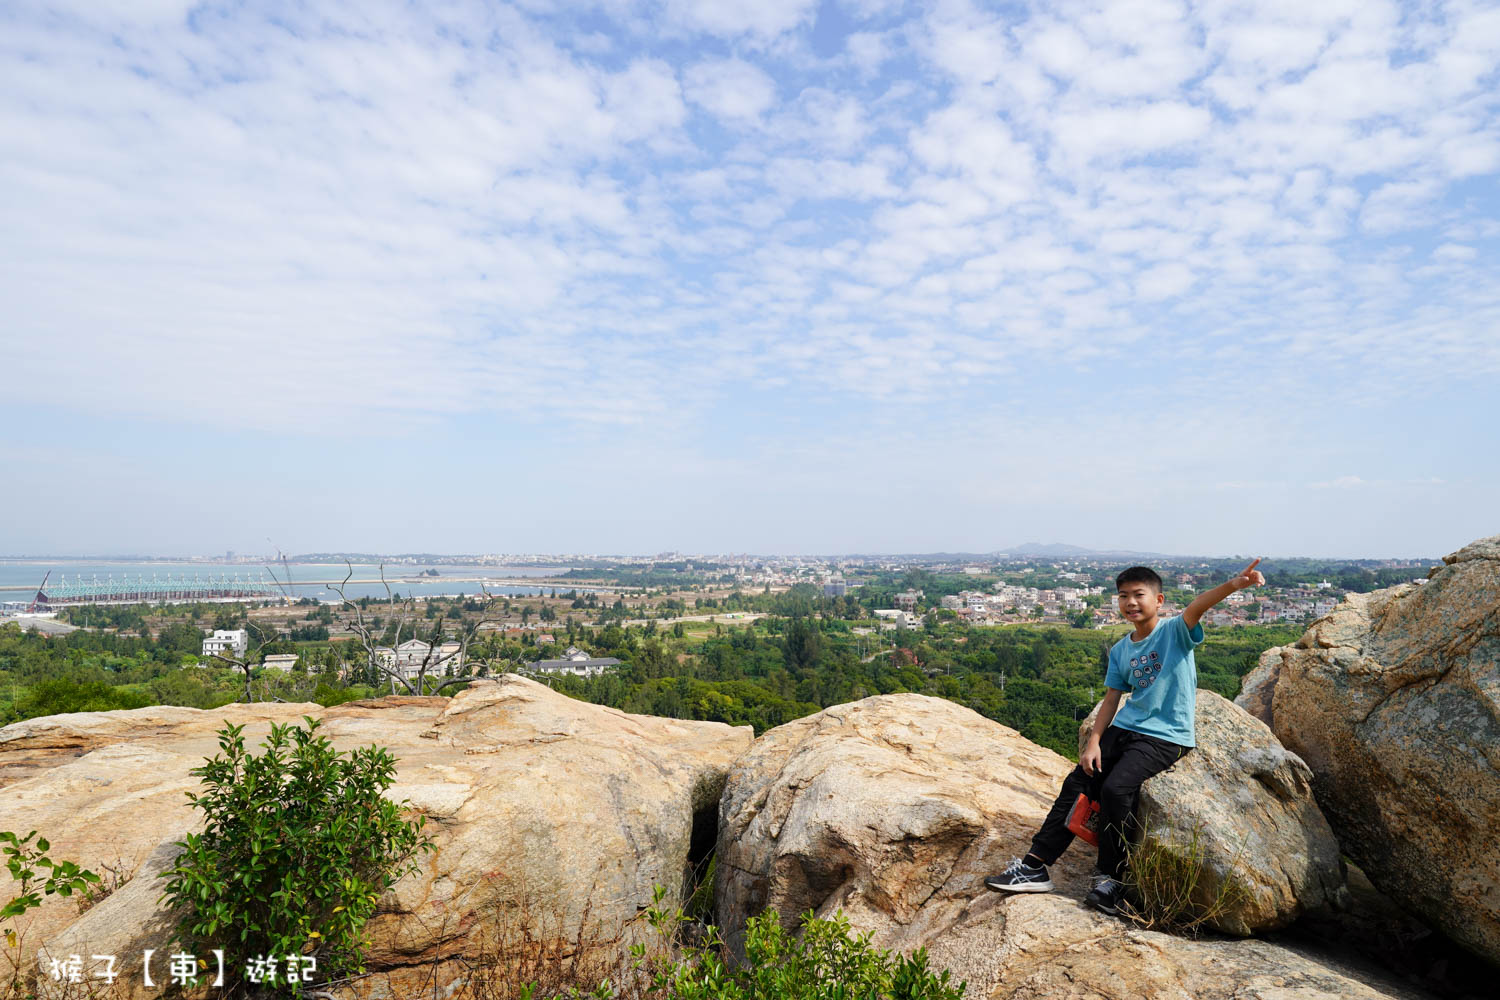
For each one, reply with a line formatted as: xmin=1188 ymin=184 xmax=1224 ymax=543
xmin=1003 ymin=857 xmax=1034 ymax=877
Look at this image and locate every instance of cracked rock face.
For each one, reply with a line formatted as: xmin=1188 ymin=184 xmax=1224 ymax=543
xmin=1078 ymin=691 xmax=1346 ymax=935
xmin=0 ymin=676 xmax=751 ymax=998
xmin=715 ymin=694 xmax=1406 ymax=999
xmin=1236 ymin=535 xmax=1500 ymax=964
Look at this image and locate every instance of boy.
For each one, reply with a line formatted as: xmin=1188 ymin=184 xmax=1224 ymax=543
xmin=984 ymin=559 xmax=1265 ymax=915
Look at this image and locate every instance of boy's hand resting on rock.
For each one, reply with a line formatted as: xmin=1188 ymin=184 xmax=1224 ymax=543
xmin=1081 ymin=742 xmax=1103 ymax=776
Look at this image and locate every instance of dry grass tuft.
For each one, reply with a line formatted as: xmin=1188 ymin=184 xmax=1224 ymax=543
xmin=1123 ymin=818 xmax=1250 ymax=936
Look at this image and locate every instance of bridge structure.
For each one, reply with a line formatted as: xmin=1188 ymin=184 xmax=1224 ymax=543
xmin=28 ymin=572 xmax=284 ymax=610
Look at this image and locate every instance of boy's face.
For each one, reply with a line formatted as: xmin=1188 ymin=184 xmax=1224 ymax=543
xmin=1117 ymin=582 xmax=1163 ymax=624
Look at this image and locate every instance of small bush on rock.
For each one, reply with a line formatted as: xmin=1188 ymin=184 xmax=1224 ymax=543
xmin=3 ymin=831 xmax=101 ymax=997
xmin=630 ymin=886 xmax=965 ymax=1000
xmin=159 ymin=718 xmax=433 ymax=992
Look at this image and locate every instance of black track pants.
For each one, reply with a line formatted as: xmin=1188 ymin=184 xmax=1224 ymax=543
xmin=1027 ymin=725 xmax=1189 ymax=880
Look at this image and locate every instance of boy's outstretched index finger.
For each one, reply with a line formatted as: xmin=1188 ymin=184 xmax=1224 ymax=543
xmin=1243 ymin=558 xmax=1262 ymax=575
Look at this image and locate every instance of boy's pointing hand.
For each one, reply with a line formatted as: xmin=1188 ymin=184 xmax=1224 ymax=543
xmin=1230 ymin=558 xmax=1265 ymax=590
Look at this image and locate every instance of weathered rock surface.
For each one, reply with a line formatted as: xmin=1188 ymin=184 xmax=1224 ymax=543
xmin=0 ymin=676 xmax=752 ymax=997
xmin=946 ymin=892 xmax=1427 ymax=1000
xmin=1236 ymin=646 xmax=1282 ymax=725
xmin=715 ymin=692 xmax=1080 ymax=950
xmin=1077 ymin=690 xmax=1346 ymax=935
xmin=1236 ymin=535 xmax=1500 ymax=965
xmin=716 ymin=693 xmax=1415 ymax=999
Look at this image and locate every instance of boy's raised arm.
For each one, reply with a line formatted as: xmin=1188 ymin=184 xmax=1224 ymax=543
xmin=1183 ymin=558 xmax=1266 ymax=629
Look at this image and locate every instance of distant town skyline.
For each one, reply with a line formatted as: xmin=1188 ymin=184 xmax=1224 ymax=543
xmin=3 ymin=2 xmax=1496 ymax=560
xmin=0 ymin=542 xmax=1451 ymax=563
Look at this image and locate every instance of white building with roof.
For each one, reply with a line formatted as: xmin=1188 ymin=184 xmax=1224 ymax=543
xmin=375 ymin=639 xmax=464 ymax=680
xmin=202 ymin=629 xmax=248 ymax=659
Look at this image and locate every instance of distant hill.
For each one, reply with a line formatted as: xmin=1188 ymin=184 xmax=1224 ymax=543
xmin=994 ymin=542 xmax=1180 ymax=559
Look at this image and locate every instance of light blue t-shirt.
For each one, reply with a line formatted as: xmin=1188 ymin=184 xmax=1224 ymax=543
xmin=1105 ymin=615 xmax=1203 ymax=747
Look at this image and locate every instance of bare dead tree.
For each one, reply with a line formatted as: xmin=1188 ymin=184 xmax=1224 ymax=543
xmin=329 ymin=561 xmax=504 ymax=696
xmin=403 ymin=597 xmax=505 ymax=695
xmin=330 ymin=560 xmax=403 ymax=691
xmin=206 ymin=617 xmax=283 ymax=703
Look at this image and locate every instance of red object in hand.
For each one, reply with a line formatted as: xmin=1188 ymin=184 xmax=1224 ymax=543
xmin=1066 ymin=793 xmax=1102 ymax=847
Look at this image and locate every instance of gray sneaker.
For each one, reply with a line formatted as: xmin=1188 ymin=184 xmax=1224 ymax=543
xmin=984 ymin=857 xmax=1053 ymax=893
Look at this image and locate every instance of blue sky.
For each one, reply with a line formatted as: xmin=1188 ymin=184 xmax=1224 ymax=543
xmin=2 ymin=0 xmax=1497 ymax=558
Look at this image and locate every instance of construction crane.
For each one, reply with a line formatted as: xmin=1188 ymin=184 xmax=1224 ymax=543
xmin=25 ymin=571 xmax=50 ymax=613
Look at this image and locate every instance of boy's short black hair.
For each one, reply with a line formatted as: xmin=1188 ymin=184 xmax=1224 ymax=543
xmin=1116 ymin=566 xmax=1163 ymax=592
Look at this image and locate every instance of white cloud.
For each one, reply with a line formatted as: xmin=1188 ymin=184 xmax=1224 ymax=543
xmin=2 ymin=0 xmax=1498 ymax=446
xmin=1135 ymin=262 xmax=1196 ymax=302
xmin=1433 ymin=243 xmax=1478 ymax=262
xmin=602 ymin=59 xmax=687 ymax=140
xmin=682 ymin=57 xmax=779 ymax=122
xmin=660 ymin=0 xmax=817 ymax=40
xmin=846 ymin=31 xmax=890 ymax=77
xmin=1359 ymin=179 xmax=1441 ymax=234
xmin=1050 ymin=102 xmax=1213 ymax=163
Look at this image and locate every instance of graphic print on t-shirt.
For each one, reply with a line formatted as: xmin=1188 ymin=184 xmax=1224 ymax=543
xmin=1129 ymin=649 xmax=1163 ymax=690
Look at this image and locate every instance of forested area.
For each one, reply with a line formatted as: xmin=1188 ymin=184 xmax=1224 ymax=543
xmin=1 ymin=602 xmax=1299 ymax=758
xmin=544 ymin=617 xmax=1297 ymax=756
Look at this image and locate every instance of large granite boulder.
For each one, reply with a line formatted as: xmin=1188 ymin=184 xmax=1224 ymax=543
xmin=715 ymin=694 xmax=1412 ymax=999
xmin=1076 ymin=690 xmax=1346 ymax=934
xmin=0 ymin=676 xmax=752 ymax=998
xmin=1235 ymin=535 xmax=1500 ymax=965
xmin=714 ymin=692 xmax=1084 ymax=954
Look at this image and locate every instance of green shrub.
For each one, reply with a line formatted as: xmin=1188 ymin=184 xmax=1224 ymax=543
xmin=312 ymin=683 xmax=377 ymax=707
xmin=14 ymin=679 xmax=153 ymax=721
xmin=2 ymin=831 xmax=100 ymax=940
xmin=159 ymin=718 xmax=434 ymax=992
xmin=631 ymin=886 xmax=966 ymax=1000
xmin=3 ymin=830 xmax=101 ymax=996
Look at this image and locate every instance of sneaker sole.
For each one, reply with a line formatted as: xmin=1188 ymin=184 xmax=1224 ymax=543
xmin=984 ymin=880 xmax=1054 ymax=893
xmin=1087 ymin=895 xmax=1127 ymax=916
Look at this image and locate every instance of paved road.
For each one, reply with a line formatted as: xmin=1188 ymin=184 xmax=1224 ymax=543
xmin=0 ymin=615 xmax=79 ymax=635
xmin=618 ymin=612 xmax=768 ymax=627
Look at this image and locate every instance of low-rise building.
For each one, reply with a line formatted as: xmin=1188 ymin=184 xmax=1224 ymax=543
xmin=527 ymin=646 xmax=622 ymax=677
xmin=202 ymin=629 xmax=248 ymax=659
xmin=262 ymin=653 xmax=300 ymax=672
xmin=375 ymin=639 xmax=464 ymax=680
